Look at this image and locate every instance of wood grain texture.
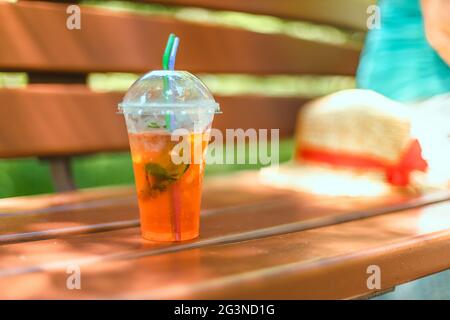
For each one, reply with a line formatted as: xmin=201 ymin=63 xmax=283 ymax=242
xmin=0 ymin=2 xmax=360 ymax=75
xmin=0 ymin=86 xmax=306 ymax=158
xmin=0 ymin=200 xmax=449 ymax=299
xmin=0 ymin=85 xmax=128 ymax=158
xmin=143 ymin=0 xmax=374 ymax=31
xmin=1 ymin=171 xmax=449 ymax=280
xmin=0 ymin=170 xmax=438 ymax=244
xmin=0 ymin=172 xmax=290 ymax=244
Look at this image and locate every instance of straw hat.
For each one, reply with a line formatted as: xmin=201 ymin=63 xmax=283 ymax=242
xmin=259 ymin=89 xmax=449 ymax=196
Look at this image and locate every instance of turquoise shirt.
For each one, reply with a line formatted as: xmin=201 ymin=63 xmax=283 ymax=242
xmin=356 ymin=0 xmax=450 ymax=102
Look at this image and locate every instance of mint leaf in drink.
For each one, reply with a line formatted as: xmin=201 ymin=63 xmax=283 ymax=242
xmin=144 ymin=162 xmax=190 ymax=195
xmin=145 ymin=163 xmax=171 ymax=179
xmin=147 ymin=122 xmax=167 ymax=129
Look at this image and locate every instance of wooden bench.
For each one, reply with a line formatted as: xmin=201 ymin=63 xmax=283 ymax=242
xmin=0 ymin=0 xmax=449 ymax=299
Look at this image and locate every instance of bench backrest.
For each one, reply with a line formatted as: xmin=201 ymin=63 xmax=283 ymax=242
xmin=0 ymin=0 xmax=370 ymax=190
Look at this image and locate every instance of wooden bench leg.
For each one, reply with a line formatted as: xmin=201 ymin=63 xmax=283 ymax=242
xmin=44 ymin=157 xmax=76 ymax=192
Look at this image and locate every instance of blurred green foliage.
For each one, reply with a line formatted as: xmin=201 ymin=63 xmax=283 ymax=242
xmin=0 ymin=72 xmax=27 ymax=87
xmin=89 ymin=73 xmax=355 ymax=98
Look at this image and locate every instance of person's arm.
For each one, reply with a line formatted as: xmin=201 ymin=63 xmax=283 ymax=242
xmin=421 ymin=0 xmax=450 ymax=65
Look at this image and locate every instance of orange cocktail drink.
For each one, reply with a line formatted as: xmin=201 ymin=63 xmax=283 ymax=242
xmin=128 ymin=130 xmax=208 ymax=241
xmin=119 ymin=66 xmax=219 ymax=242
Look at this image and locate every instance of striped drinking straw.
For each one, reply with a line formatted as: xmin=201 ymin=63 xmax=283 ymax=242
xmin=162 ymin=33 xmax=182 ymax=241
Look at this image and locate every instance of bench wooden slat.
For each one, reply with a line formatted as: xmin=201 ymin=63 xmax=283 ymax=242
xmin=2 ymin=171 xmax=450 ymax=274
xmin=0 ymin=170 xmax=434 ymax=239
xmin=1 ymin=200 xmax=449 ymax=299
xmin=0 ymin=86 xmax=127 ymax=158
xmin=0 ymin=173 xmax=290 ymax=244
xmin=0 ymin=86 xmax=306 ymax=158
xmin=0 ymin=2 xmax=360 ymax=75
xmin=143 ymin=0 xmax=374 ymax=31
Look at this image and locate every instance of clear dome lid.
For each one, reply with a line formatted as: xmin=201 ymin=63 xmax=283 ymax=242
xmin=118 ymin=70 xmax=220 ymax=115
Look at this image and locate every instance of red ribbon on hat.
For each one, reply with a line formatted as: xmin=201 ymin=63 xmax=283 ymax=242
xmin=296 ymin=139 xmax=427 ymax=187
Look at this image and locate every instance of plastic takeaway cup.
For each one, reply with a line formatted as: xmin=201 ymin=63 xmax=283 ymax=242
xmin=118 ymin=70 xmax=220 ymax=242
